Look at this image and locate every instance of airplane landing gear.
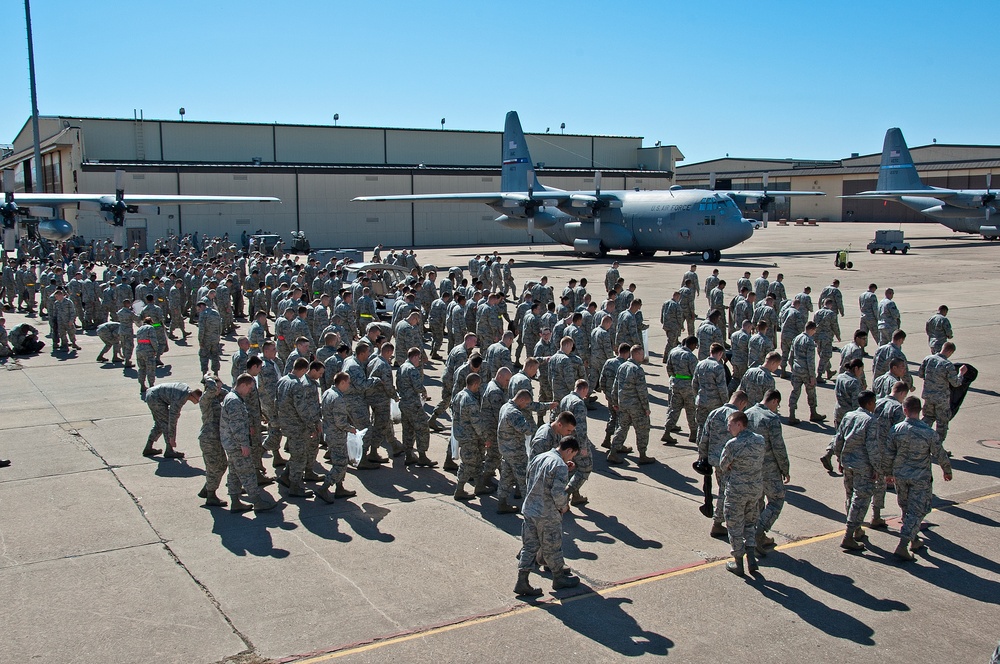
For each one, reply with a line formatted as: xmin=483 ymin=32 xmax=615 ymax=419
xmin=702 ymin=249 xmax=721 ymax=263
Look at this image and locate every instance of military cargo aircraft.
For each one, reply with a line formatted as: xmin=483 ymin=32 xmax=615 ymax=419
xmin=1 ymin=168 xmax=280 ymax=249
xmin=354 ymin=111 xmax=825 ymax=261
xmin=843 ymin=128 xmax=1000 ymax=240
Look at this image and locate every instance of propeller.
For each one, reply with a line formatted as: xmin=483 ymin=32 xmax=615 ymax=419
xmin=112 ymin=169 xmax=128 ymax=226
xmin=982 ymin=173 xmax=994 ymax=220
xmin=593 ymin=171 xmax=602 ymax=237
xmin=758 ymin=172 xmax=774 ymax=228
xmin=1 ymin=170 xmax=16 ymax=229
xmin=709 ymin=172 xmax=717 ymax=191
xmin=526 ymin=169 xmax=535 ymax=237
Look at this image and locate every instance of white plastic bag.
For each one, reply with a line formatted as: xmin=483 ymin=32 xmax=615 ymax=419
xmin=347 ymin=428 xmax=367 ymax=466
xmin=524 ymin=433 xmax=533 ymax=457
xmin=390 ymin=399 xmax=401 ymax=423
xmin=642 ymin=329 xmax=649 ymax=357
xmin=450 ymin=432 xmax=459 ymax=460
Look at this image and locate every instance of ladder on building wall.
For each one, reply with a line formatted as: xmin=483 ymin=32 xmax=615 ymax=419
xmin=133 ymin=109 xmax=146 ymax=161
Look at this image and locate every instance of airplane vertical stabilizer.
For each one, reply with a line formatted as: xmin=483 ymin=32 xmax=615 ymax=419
xmin=501 ymin=111 xmax=543 ymax=193
xmin=877 ymin=128 xmax=928 ymax=191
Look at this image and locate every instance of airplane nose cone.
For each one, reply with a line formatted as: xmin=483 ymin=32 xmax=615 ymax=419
xmin=739 ymin=219 xmax=755 ymax=242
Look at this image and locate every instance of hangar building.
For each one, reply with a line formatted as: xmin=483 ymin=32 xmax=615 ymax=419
xmin=676 ymin=141 xmax=1000 ymax=223
xmin=0 ymin=115 xmax=681 ymax=252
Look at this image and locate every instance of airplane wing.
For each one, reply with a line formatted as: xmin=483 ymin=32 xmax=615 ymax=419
xmin=841 ymin=190 xmax=956 ymax=200
xmin=353 ymin=190 xmax=613 ymax=204
xmin=7 ymin=193 xmax=280 ymax=211
xmin=724 ymin=190 xmax=825 ymax=197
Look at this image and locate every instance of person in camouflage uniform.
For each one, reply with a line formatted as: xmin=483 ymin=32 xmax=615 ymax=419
xmin=143 ymin=382 xmax=201 ymax=458
xmin=257 ymin=341 xmax=286 ymax=468
xmin=135 ymin=317 xmax=160 ymax=395
xmin=839 ymin=329 xmax=869 ymax=381
xmin=315 ymin=371 xmax=360 ymax=504
xmin=548 ymin=335 xmax=586 ymax=409
xmin=428 ymin=290 xmax=451 ymax=360
xmin=430 ymin=332 xmax=477 ymax=431
xmin=366 ymin=343 xmax=400 ymax=463
xmin=788 ymin=322 xmax=825 ymax=425
xmin=533 ymin=329 xmax=559 ymax=425
xmin=873 ymin=329 xmax=913 ymax=389
xmin=559 ymin=380 xmax=594 ymax=506
xmin=96 ymin=321 xmax=122 ymax=363
xmin=858 ymin=283 xmax=879 ymax=341
xmin=481 ymin=368 xmax=513 ymax=484
xmin=197 ymin=373 xmax=230 ymax=507
xmin=660 ymin=336 xmax=698 ymax=445
xmin=813 ymin=298 xmax=841 ymax=381
xmin=877 ymin=288 xmax=901 ymax=346
xmin=275 ymin=358 xmax=324 ymax=497
xmin=514 ymin=437 xmax=581 ymax=596
xmin=698 ymin=391 xmax=748 ymax=538
xmin=693 ymin=342 xmax=729 ymax=440
xmin=220 ymin=375 xmax=277 ymax=513
xmin=748 ymin=390 xmax=789 ymax=556
xmin=589 ymin=314 xmax=614 ymax=393
xmin=719 ymin=411 xmax=765 ymax=576
xmin=274 ymin=308 xmax=296 ymax=362
xmin=394 ymin=311 xmax=424 ymax=367
xmin=398 ymin=347 xmax=438 ymax=467
xmin=496 ymin=391 xmax=540 ymax=514
xmin=739 ymin=352 xmax=780 ymax=406
xmin=659 ymin=291 xmax=683 ymax=360
xmin=778 ymin=296 xmax=805 ymax=378
xmin=885 ymin=396 xmax=953 ymax=561
xmin=679 ymin=278 xmax=697 ymax=337
xmin=452 ymin=373 xmax=492 ymax=500
xmin=341 ymin=344 xmax=382 ymax=470
xmin=52 ymin=289 xmax=80 ymax=352
xmin=168 ymin=278 xmax=188 ymax=339
xmin=609 ymin=345 xmax=655 ymax=465
xmin=918 ymin=342 xmax=966 ymax=445
xmin=747 ymin=320 xmax=774 ymax=370
xmin=728 ymin=320 xmax=752 ymax=392
xmin=833 ymin=390 xmax=880 ymax=551
xmin=139 ymin=293 xmax=168 ymax=365
xmin=869 ymin=380 xmax=909 ymax=529
xmin=197 ymin=300 xmax=223 ymax=374
xmin=924 ymin=305 xmax=953 ymax=354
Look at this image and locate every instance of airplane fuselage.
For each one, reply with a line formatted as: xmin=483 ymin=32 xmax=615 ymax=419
xmin=493 ymin=188 xmax=754 ymax=258
xmin=896 ymin=195 xmax=996 ymax=235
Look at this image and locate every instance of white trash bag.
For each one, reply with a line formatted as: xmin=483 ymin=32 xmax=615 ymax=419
xmin=642 ymin=329 xmax=649 ymax=357
xmin=390 ymin=399 xmax=402 ymax=423
xmin=450 ymin=432 xmax=459 ymax=460
xmin=347 ymin=428 xmax=367 ymax=466
xmin=524 ymin=433 xmax=533 ymax=457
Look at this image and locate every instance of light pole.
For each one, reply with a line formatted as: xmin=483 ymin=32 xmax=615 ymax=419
xmin=179 ymin=107 xmax=186 ymax=121
xmin=560 ymin=122 xmax=565 ymax=134
xmin=440 ymin=118 xmax=446 ymax=130
xmin=333 ymin=113 xmax=339 ymax=126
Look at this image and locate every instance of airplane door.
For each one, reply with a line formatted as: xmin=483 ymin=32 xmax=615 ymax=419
xmin=126 ymin=224 xmax=147 ymax=254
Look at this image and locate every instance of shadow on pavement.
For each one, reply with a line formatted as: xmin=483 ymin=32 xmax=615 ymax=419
xmin=784 ymin=484 xmax=846 ymax=524
xmin=539 ymin=595 xmax=674 ymax=657
xmin=950 ymin=456 xmax=1000 ymax=479
xmin=298 ymin=500 xmax=396 ymax=544
xmin=210 ymin=505 xmax=293 ymax=558
xmin=568 ymin=506 xmax=664 ymax=551
xmin=153 ymin=458 xmax=205 ymax=478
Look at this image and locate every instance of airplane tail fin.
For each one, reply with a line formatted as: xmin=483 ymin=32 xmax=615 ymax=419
xmin=877 ymin=128 xmax=928 ymax=191
xmin=501 ymin=111 xmax=543 ymax=193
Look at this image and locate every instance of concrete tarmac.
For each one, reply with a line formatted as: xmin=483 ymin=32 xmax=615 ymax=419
xmin=1 ymin=222 xmax=998 ymax=664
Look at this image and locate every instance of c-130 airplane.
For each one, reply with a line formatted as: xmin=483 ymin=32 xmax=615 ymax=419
xmin=355 ymin=111 xmax=824 ymax=261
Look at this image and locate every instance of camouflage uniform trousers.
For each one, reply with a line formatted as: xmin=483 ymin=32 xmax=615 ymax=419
xmin=816 ymin=337 xmax=834 ymax=376
xmin=226 ymin=450 xmax=260 ymax=498
xmin=871 ymin=475 xmax=887 ymax=513
xmin=285 ymin=428 xmax=317 ymax=485
xmin=711 ymin=467 xmax=728 ymax=526
xmin=369 ymin=400 xmax=395 ymax=455
xmin=324 ymin=436 xmax=349 ymax=485
xmin=432 ymin=383 xmax=453 ymax=419
xmin=499 ymin=448 xmax=528 ymax=503
xmin=756 ymin=467 xmax=786 ymax=533
xmin=430 ymin=324 xmax=446 ymax=355
xmin=136 ymin=349 xmax=157 ymax=389
xmin=518 ymin=514 xmax=566 ymax=573
xmin=611 ymin=407 xmax=650 ymax=454
xmin=457 ymin=437 xmax=486 ymax=485
xmin=663 ymin=328 xmax=681 ymax=356
xmin=345 ymin=399 xmax=374 ymax=451
xmin=695 ymin=404 xmax=716 ymax=441
xmin=877 ymin=327 xmax=895 ymax=345
xmin=665 ymin=385 xmax=696 ymax=433
xmin=484 ymin=442 xmax=502 ymax=478
xmin=121 ymin=336 xmax=135 ymax=364
xmin=97 ymin=332 xmax=121 ymax=359
xmin=788 ymin=376 xmax=818 ymax=412
xmin=604 ymin=401 xmax=619 ymax=440
xmin=567 ymin=441 xmax=593 ymax=492
xmin=859 ymin=316 xmax=876 ymax=340
xmin=844 ymin=465 xmax=876 ymax=531
xmin=779 ymin=338 xmax=793 ymax=374
xmin=153 ymin=326 xmax=168 ymax=361
xmin=728 ymin=364 xmax=748 ymax=393
xmin=685 ymin=314 xmax=696 ymax=337
xmin=169 ymin=307 xmax=187 ymax=336
xmin=199 ymin=341 xmax=222 ymax=374
xmin=84 ymin=302 xmax=100 ymax=329
xmin=922 ymin=399 xmax=952 ymax=444
xmin=145 ymin=401 xmax=172 ymax=447
xmin=54 ymin=318 xmax=77 ymax=349
xmin=537 ymin=378 xmax=554 ymax=426
xmin=261 ymin=403 xmax=283 ymax=452
xmin=199 ymin=436 xmax=228 ymax=492
xmin=895 ymin=477 xmax=933 ymax=542
xmin=724 ymin=488 xmax=760 ymax=558
xmin=401 ymin=405 xmax=431 ymax=452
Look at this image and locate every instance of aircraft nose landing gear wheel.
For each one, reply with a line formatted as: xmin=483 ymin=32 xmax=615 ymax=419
xmin=701 ymin=249 xmax=721 ymax=263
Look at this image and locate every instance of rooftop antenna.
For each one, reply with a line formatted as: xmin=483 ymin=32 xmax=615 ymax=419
xmin=24 ymin=0 xmax=43 ymax=192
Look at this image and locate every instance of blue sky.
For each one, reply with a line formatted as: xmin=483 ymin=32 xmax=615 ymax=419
xmin=2 ymin=1 xmax=994 ymax=164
